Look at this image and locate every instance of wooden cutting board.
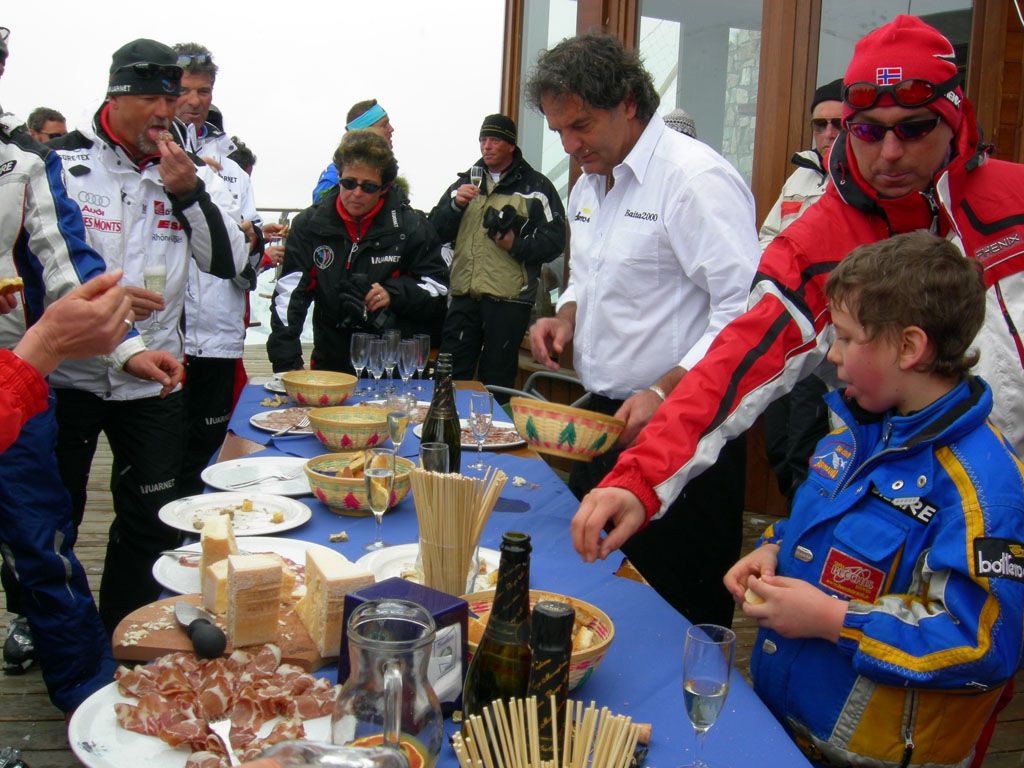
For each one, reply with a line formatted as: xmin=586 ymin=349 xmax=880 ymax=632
xmin=111 ymin=593 xmax=330 ymax=672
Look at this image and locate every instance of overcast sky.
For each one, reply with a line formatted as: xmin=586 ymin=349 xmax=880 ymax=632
xmin=1 ymin=1 xmax=506 ymax=213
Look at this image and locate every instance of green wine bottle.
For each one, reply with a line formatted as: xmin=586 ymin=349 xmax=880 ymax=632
xmin=462 ymin=531 xmax=532 ymax=720
xmin=420 ymin=352 xmax=461 ymax=472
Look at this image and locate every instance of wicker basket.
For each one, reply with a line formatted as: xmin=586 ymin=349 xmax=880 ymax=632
xmin=304 ymin=452 xmax=414 ymax=516
xmin=280 ymin=370 xmax=357 ymax=407
xmin=509 ymin=397 xmax=624 ymax=461
xmin=463 ymin=589 xmax=614 ymax=691
xmin=309 ymin=406 xmax=388 ymax=451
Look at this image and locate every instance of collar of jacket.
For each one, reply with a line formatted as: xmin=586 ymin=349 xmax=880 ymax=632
xmin=791 ymin=148 xmax=825 ymax=179
xmin=169 ymin=118 xmax=235 ymax=156
xmin=827 ymin=98 xmax=987 ymax=236
xmin=309 ymin=185 xmax=405 ymax=240
xmin=467 ymin=145 xmax=525 ymax=188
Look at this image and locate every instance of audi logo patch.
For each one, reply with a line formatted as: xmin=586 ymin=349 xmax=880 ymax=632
xmin=78 ymin=191 xmax=111 ymax=206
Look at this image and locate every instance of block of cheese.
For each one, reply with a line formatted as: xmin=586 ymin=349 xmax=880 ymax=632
xmin=263 ymin=553 xmax=298 ymax=601
xmin=295 ymin=549 xmax=374 ymax=657
xmin=227 ymin=554 xmax=282 ymax=647
xmin=202 ymin=559 xmax=229 ymax=615
xmin=199 ymin=513 xmax=238 ymax=575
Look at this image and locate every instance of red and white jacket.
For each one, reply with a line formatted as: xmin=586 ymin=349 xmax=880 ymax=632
xmin=603 ymin=99 xmax=1024 ymax=521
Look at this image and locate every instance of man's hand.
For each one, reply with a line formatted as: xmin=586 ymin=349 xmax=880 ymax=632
xmin=156 ymin=137 xmax=199 ymax=197
xmin=570 ymin=487 xmax=646 ymax=562
xmin=265 ymin=244 xmax=285 ymax=267
xmin=614 ymin=390 xmax=662 ymax=447
xmin=14 ymin=270 xmax=134 ymax=376
xmin=491 ymin=228 xmax=515 ymax=252
xmin=261 ymin=222 xmax=288 ymax=239
xmin=723 ymin=543 xmax=779 ymax=603
xmin=453 ymin=183 xmax=480 ymax=209
xmin=240 ymin=219 xmax=257 ymax=249
xmin=530 ymin=316 xmax=573 ymax=372
xmin=363 ymin=282 xmax=391 ymax=311
xmin=0 ymin=292 xmax=17 ymax=316
xmin=742 ymin=575 xmax=847 ymax=643
xmin=124 ymin=286 xmax=166 ymax=321
xmin=123 ymin=350 xmax=184 ymax=398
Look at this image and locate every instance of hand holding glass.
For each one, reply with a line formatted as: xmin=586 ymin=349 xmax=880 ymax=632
xmin=470 ymin=165 xmax=484 ymax=188
xmin=419 ymin=442 xmax=449 ymax=473
xmin=363 ymin=447 xmax=395 ymax=552
xmin=467 ymin=391 xmax=493 ymax=471
xmin=681 ymin=624 xmax=736 ymax=768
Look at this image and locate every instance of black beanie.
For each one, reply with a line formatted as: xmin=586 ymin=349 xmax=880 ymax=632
xmin=811 ymin=78 xmax=844 ymax=111
xmin=479 ymin=114 xmax=517 ymax=145
xmin=107 ymin=39 xmax=181 ymax=96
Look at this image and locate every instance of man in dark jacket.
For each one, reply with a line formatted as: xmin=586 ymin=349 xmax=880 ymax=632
xmin=429 ymin=115 xmax=565 ymax=390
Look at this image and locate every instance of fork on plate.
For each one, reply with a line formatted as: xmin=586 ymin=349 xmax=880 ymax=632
xmin=208 ymin=716 xmax=241 ymax=766
xmin=271 ymin=414 xmax=310 ymax=437
xmin=225 ymin=466 xmax=304 ymax=489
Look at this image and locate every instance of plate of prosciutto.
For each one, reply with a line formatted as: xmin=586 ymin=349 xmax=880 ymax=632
xmin=69 ymin=645 xmax=333 ymax=768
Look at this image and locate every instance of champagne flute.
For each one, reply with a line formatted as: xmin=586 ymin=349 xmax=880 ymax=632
xmin=367 ymin=338 xmax=386 ymax=398
xmin=382 ymin=329 xmax=401 ymax=395
xmin=363 ymin=447 xmax=395 ymax=551
xmin=470 ymin=164 xmax=484 ymax=189
xmin=419 ymin=442 xmax=449 ymax=473
xmin=143 ymin=262 xmax=167 ymax=331
xmin=386 ymin=393 xmax=414 ymax=453
xmin=466 ymin=391 xmax=493 ymax=471
xmin=398 ymin=339 xmax=418 ymax=394
xmin=350 ymin=333 xmax=370 ymax=396
xmin=413 ymin=333 xmax=431 ymax=393
xmin=681 ymin=624 xmax=736 ymax=768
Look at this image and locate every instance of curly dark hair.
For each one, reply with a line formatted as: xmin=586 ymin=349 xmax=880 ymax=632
xmin=27 ymin=107 xmax=65 ymax=132
xmin=333 ymin=130 xmax=398 ymax=186
xmin=525 ymin=32 xmax=659 ymax=122
xmin=825 ymin=232 xmax=985 ymax=378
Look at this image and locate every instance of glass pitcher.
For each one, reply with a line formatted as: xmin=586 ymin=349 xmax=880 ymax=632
xmin=331 ymin=600 xmax=443 ymax=768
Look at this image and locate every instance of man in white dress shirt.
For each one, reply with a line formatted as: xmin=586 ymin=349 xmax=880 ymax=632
xmin=527 ymin=33 xmax=760 ymax=626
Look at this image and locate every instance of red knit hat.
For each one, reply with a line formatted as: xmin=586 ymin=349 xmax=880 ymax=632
xmin=843 ymin=15 xmax=963 ymax=131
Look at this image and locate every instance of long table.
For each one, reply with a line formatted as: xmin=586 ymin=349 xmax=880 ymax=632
xmin=220 ymin=380 xmax=811 ymax=768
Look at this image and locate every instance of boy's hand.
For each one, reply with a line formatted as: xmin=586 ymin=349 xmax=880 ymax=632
xmin=742 ymin=575 xmax=847 ymax=642
xmin=723 ymin=543 xmax=779 ymax=603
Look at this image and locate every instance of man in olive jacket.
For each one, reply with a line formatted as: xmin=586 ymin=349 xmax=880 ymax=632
xmin=429 ymin=114 xmax=565 ymax=389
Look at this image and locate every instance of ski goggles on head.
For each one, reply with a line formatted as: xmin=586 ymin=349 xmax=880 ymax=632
xmin=115 ymin=61 xmax=183 ymax=81
xmin=843 ymin=74 xmax=960 ymax=110
xmin=846 ymin=116 xmax=942 ymax=143
xmin=340 ymin=177 xmax=383 ymax=194
xmin=176 ymin=53 xmax=212 ymax=68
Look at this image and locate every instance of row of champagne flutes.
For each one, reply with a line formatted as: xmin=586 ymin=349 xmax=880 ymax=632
xmin=349 ymin=330 xmax=431 ymax=397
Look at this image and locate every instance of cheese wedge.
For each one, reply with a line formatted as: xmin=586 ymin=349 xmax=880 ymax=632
xmin=226 ymin=554 xmax=282 ymax=647
xmin=199 ymin=513 xmax=238 ymax=575
xmin=262 ymin=553 xmax=298 ymax=601
xmin=295 ymin=549 xmax=374 ymax=657
xmin=202 ymin=559 xmax=229 ymax=615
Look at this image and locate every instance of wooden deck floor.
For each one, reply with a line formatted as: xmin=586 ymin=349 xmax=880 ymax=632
xmin=1 ymin=347 xmax=1022 ymax=765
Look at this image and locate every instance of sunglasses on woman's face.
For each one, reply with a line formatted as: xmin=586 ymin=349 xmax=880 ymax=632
xmin=843 ymin=75 xmax=959 ymax=110
xmin=846 ymin=116 xmax=942 ymax=143
xmin=811 ymin=118 xmax=842 ymax=133
xmin=340 ymin=177 xmax=383 ymax=194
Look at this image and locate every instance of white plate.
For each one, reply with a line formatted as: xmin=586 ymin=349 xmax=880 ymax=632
xmin=249 ymin=407 xmax=314 ymax=435
xmin=69 ymin=680 xmax=329 ymax=768
xmin=263 ymin=375 xmax=287 ymax=394
xmin=412 ymin=419 xmax=525 ymax=450
xmin=158 ymin=492 xmax=312 ymax=536
xmin=152 ymin=535 xmax=338 ymax=595
xmin=201 ymin=456 xmax=311 ymax=496
xmin=356 ymin=542 xmax=501 ymax=592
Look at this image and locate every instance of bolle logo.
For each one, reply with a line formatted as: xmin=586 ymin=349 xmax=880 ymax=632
xmin=78 ymin=191 xmax=111 ymax=206
xmin=975 ymin=538 xmax=1024 ymax=583
xmin=624 ymin=208 xmax=659 ymax=222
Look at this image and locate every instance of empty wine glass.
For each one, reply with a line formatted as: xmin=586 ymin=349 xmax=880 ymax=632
xmin=386 ymin=393 xmax=414 ymax=453
xmin=419 ymin=442 xmax=449 ymax=473
xmin=412 ymin=333 xmax=431 ymax=393
xmin=681 ymin=624 xmax=736 ymax=768
xmin=382 ymin=329 xmax=401 ymax=395
xmin=398 ymin=340 xmax=418 ymax=393
xmin=350 ymin=333 xmax=370 ymax=395
xmin=367 ymin=338 xmax=386 ymax=398
xmin=363 ymin=447 xmax=395 ymax=551
xmin=466 ymin=391 xmax=493 ymax=471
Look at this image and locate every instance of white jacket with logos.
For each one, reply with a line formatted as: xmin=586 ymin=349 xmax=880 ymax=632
xmin=49 ymin=114 xmax=246 ymax=400
xmin=757 ymin=149 xmax=828 ymax=250
xmin=176 ymin=122 xmax=262 ymax=359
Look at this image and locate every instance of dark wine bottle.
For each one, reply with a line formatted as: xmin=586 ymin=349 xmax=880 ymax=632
xmin=527 ymin=600 xmax=575 ymax=761
xmin=462 ymin=531 xmax=532 ymax=721
xmin=420 ymin=352 xmax=461 ymax=472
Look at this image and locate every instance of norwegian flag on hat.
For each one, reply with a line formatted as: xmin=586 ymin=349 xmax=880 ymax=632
xmin=875 ymin=67 xmax=902 ymax=84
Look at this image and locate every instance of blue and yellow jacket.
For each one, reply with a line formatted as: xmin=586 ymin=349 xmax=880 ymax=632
xmin=752 ymin=377 xmax=1024 ymax=767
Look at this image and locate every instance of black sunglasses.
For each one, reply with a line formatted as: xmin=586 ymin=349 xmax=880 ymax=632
xmin=176 ymin=53 xmax=212 ymax=68
xmin=811 ymin=118 xmax=843 ymax=133
xmin=846 ymin=116 xmax=942 ymax=143
xmin=843 ymin=74 xmax=960 ymax=111
xmin=340 ymin=177 xmax=383 ymax=194
xmin=42 ymin=132 xmax=65 ymax=140
xmin=116 ymin=62 xmax=182 ymax=80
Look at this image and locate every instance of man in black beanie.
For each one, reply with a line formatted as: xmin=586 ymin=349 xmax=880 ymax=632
xmin=429 ymin=114 xmax=565 ymax=391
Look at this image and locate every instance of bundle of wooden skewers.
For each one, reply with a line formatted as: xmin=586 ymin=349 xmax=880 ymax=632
xmin=410 ymin=467 xmax=507 ymax=595
xmin=453 ymin=697 xmax=649 ymax=768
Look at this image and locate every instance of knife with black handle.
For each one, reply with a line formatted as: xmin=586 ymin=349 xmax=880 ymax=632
xmin=174 ymin=601 xmax=227 ymax=659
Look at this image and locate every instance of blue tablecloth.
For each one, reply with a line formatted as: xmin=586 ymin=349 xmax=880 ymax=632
xmin=220 ymin=384 xmax=810 ymax=767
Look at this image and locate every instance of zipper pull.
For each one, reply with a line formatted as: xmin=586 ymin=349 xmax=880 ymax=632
xmin=347 ymin=242 xmax=358 ymax=269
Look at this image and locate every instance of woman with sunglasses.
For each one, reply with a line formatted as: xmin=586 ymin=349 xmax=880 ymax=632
xmin=268 ymin=130 xmax=448 ymax=374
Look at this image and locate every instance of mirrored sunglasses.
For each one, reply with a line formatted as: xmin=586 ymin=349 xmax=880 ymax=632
xmin=846 ymin=116 xmax=942 ymax=143
xmin=340 ymin=177 xmax=383 ymax=194
xmin=843 ymin=75 xmax=960 ymax=110
xmin=176 ymin=53 xmax=212 ymax=68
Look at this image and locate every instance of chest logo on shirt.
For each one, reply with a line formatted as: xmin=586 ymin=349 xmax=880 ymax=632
xmin=869 ymin=486 xmax=937 ymax=526
xmin=573 ymin=208 xmax=592 ymax=223
xmin=624 ymin=208 xmax=659 ymax=222
xmin=810 ymin=437 xmax=853 ymax=481
xmin=0 ymin=160 xmax=17 ymax=178
xmin=153 ymin=200 xmax=167 ymax=215
xmin=975 ymin=538 xmax=1024 ymax=582
xmin=820 ymin=547 xmax=885 ymax=602
xmin=314 ymin=245 xmax=335 ymax=270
